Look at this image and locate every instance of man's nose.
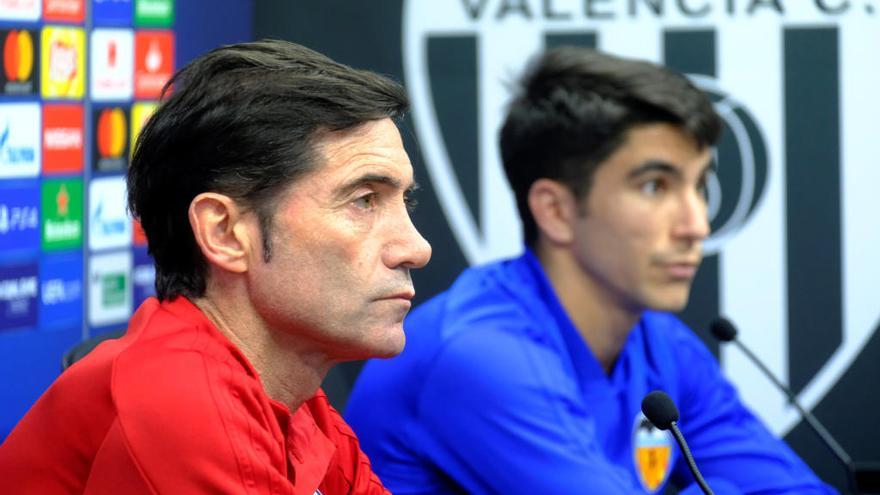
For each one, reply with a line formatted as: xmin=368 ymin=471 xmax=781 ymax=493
xmin=385 ymin=213 xmax=432 ymax=270
xmin=674 ymin=191 xmax=711 ymax=242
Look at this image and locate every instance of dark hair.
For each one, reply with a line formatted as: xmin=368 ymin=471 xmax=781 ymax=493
xmin=128 ymin=39 xmax=408 ymax=301
xmin=499 ymin=46 xmax=722 ymax=247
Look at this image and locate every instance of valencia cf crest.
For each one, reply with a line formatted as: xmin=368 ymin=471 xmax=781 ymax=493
xmin=632 ymin=413 xmax=673 ymax=493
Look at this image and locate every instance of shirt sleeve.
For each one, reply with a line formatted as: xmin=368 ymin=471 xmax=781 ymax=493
xmin=413 ymin=324 xmax=650 ymax=494
xmin=671 ymin=323 xmax=839 ymax=495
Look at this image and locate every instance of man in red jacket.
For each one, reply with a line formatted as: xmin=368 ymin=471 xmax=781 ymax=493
xmin=0 ymin=39 xmax=431 ymax=494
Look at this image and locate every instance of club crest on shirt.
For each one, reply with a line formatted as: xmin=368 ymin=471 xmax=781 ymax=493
xmin=632 ymin=412 xmax=673 ymax=492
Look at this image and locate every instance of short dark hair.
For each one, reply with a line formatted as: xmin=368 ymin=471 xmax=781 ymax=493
xmin=499 ymin=46 xmax=722 ymax=247
xmin=128 ymin=39 xmax=408 ymax=301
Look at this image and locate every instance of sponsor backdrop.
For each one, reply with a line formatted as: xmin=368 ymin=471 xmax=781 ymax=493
xmin=256 ymin=2 xmax=880 ymax=493
xmin=0 ymin=0 xmax=251 ymax=441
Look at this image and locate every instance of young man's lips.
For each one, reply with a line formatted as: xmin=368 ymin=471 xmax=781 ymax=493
xmin=664 ymin=263 xmax=699 ymax=279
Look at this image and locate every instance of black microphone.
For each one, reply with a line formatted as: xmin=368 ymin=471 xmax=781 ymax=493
xmin=709 ymin=318 xmax=852 ymax=468
xmin=642 ymin=390 xmax=715 ymax=495
xmin=710 ymin=317 xmax=880 ymax=494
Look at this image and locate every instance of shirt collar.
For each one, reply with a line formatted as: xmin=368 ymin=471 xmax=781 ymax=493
xmin=514 ymin=248 xmax=643 ymax=395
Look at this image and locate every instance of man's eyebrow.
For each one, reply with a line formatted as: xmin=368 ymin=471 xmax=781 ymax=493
xmin=627 ymin=160 xmax=683 ymax=180
xmin=334 ymin=173 xmax=415 ymax=198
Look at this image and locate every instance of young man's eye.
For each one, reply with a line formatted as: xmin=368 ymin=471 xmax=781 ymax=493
xmin=697 ymin=170 xmax=715 ymax=201
xmin=640 ymin=179 xmax=664 ymax=195
xmin=697 ymin=179 xmax=708 ymax=200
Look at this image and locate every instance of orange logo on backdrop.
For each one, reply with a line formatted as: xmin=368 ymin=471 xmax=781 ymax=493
xmin=4 ymin=30 xmax=34 ymax=83
xmin=96 ymin=108 xmax=127 ymax=159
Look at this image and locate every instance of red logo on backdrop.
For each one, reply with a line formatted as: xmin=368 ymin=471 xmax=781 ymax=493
xmin=107 ymin=40 xmax=117 ymax=68
xmin=42 ymin=104 xmax=84 ymax=175
xmin=133 ymin=219 xmax=147 ymax=246
xmin=43 ymin=0 xmax=85 ymax=23
xmin=134 ymin=31 xmax=174 ymax=99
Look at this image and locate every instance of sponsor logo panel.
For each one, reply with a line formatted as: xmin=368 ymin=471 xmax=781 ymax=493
xmin=134 ymin=0 xmax=173 ymax=26
xmin=132 ymin=246 xmax=154 ymax=307
xmin=0 ymin=181 xmax=40 ymax=253
xmin=134 ymin=30 xmax=173 ymax=99
xmin=92 ymin=0 xmax=133 ymax=26
xmin=41 ymin=178 xmax=83 ymax=251
xmin=0 ymin=0 xmax=40 ymax=21
xmin=0 ymin=103 xmax=41 ymax=179
xmin=88 ymin=175 xmax=131 ymax=250
xmin=0 ymin=261 xmax=39 ymax=332
xmin=88 ymin=250 xmax=131 ymax=327
xmin=41 ymin=26 xmax=85 ymax=99
xmin=92 ymin=104 xmax=129 ymax=172
xmin=43 ymin=0 xmax=84 ymax=23
xmin=42 ymin=103 xmax=84 ymax=175
xmin=90 ymin=28 xmax=134 ymax=101
xmin=39 ymin=250 xmax=83 ymax=330
xmin=129 ymin=101 xmax=156 ymax=157
xmin=1 ymin=28 xmax=38 ymax=96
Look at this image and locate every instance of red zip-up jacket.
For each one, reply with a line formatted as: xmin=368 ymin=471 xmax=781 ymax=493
xmin=0 ymin=296 xmax=389 ymax=495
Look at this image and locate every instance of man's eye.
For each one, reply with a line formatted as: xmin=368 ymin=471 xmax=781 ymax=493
xmin=697 ymin=179 xmax=708 ymax=200
xmin=697 ymin=170 xmax=715 ymax=201
xmin=353 ymin=193 xmax=377 ymax=210
xmin=404 ymin=194 xmax=418 ymax=212
xmin=640 ymin=179 xmax=664 ymax=195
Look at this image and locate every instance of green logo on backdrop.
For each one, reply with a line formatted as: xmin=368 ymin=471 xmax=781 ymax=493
xmin=101 ymin=273 xmax=126 ymax=306
xmin=135 ymin=0 xmax=174 ymax=26
xmin=41 ymin=179 xmax=83 ymax=251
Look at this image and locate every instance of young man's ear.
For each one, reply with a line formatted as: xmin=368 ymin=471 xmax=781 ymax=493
xmin=188 ymin=193 xmax=254 ymax=273
xmin=528 ymin=178 xmax=578 ymax=246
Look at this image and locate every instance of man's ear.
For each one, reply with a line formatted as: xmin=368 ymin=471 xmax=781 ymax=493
xmin=527 ymin=178 xmax=578 ymax=246
xmin=188 ymin=193 xmax=252 ymax=274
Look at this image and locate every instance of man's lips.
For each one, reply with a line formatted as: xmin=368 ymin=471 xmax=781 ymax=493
xmin=660 ymin=261 xmax=700 ymax=280
xmin=377 ymin=290 xmax=415 ymax=301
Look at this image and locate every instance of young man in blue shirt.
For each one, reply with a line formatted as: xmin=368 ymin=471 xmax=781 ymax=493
xmin=346 ymin=47 xmax=835 ymax=494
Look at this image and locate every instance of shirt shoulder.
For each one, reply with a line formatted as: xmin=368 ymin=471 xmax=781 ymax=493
xmin=106 ymin=300 xmax=290 ymax=493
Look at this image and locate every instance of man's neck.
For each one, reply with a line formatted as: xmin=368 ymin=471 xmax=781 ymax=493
xmin=193 ymin=282 xmax=331 ymax=410
xmin=535 ymin=244 xmax=641 ymax=374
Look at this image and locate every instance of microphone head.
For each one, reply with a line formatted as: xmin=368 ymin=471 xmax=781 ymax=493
xmin=641 ymin=390 xmax=680 ymax=431
xmin=709 ymin=317 xmax=738 ymax=342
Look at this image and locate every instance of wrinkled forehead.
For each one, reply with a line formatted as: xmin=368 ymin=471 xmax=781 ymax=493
xmin=293 ymin=118 xmax=414 ymax=191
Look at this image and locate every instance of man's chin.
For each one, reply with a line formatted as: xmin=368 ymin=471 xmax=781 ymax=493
xmin=360 ymin=326 xmax=407 ymax=359
xmin=645 ymin=289 xmax=692 ymax=313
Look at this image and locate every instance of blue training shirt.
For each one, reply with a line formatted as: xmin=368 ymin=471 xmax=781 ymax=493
xmin=346 ymin=250 xmax=836 ymax=494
